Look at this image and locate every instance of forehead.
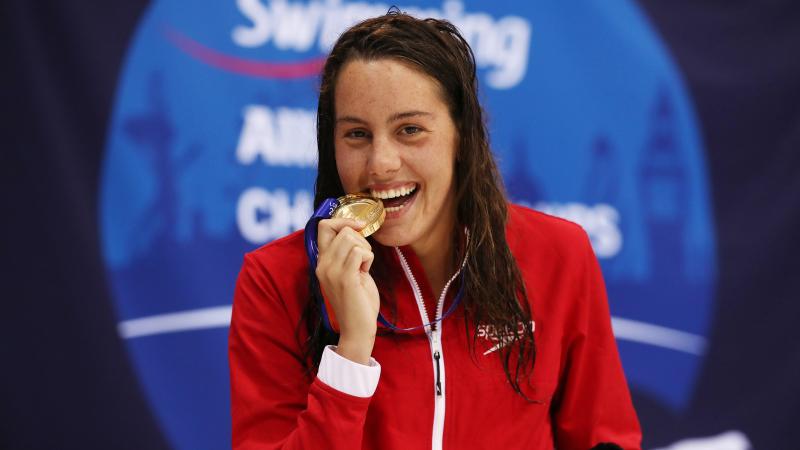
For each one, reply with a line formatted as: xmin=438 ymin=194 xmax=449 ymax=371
xmin=334 ymin=58 xmax=448 ymax=117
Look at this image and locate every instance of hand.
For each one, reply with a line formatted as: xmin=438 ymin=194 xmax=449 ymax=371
xmin=315 ymin=218 xmax=379 ymax=364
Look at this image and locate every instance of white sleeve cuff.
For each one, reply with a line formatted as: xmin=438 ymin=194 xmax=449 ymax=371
xmin=316 ymin=345 xmax=381 ymax=398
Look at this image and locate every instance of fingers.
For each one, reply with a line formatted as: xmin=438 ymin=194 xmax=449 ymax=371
xmin=317 ymin=218 xmax=365 ymax=252
xmin=344 ymin=245 xmax=374 ymax=274
xmin=328 ymin=228 xmax=371 ymax=265
xmin=360 ymin=248 xmax=375 ymax=273
xmin=317 ymin=219 xmax=372 ymax=261
xmin=346 ymin=246 xmax=372 ymax=276
xmin=315 ymin=219 xmax=373 ymax=285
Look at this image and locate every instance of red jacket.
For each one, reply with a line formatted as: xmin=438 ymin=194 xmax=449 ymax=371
xmin=229 ymin=204 xmax=642 ymax=449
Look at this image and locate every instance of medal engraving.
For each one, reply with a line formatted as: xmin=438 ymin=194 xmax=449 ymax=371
xmin=332 ymin=193 xmax=385 ymax=237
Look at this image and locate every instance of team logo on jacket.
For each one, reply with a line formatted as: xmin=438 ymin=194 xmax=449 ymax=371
xmin=477 ymin=321 xmax=536 ymax=355
xmin=99 ymin=1 xmax=715 ymax=449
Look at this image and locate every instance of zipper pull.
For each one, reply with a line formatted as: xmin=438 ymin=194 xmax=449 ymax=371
xmin=433 ymin=350 xmax=442 ymax=396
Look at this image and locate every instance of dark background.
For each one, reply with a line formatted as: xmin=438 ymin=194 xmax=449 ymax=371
xmin=2 ymin=1 xmax=799 ymax=448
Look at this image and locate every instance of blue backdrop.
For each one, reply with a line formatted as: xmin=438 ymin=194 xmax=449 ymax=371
xmin=3 ymin=1 xmax=799 ymax=449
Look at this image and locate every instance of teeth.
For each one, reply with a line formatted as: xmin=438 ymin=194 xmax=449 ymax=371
xmin=370 ymin=184 xmax=416 ymax=199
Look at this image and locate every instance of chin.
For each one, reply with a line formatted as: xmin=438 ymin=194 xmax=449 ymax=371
xmin=372 ymin=228 xmax=414 ymax=248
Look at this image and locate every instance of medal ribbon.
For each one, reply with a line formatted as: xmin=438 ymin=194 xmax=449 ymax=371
xmin=304 ymin=198 xmax=465 ymax=334
xmin=305 ymin=198 xmax=340 ymax=333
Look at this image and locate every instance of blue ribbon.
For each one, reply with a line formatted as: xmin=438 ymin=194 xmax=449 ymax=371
xmin=376 ymin=276 xmax=465 ymax=333
xmin=305 ymin=198 xmax=340 ymax=333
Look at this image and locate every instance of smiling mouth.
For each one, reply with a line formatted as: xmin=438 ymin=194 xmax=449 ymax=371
xmin=370 ymin=184 xmax=418 ymax=212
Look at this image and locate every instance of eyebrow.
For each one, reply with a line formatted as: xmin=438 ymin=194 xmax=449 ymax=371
xmin=335 ymin=110 xmax=433 ymax=125
xmin=388 ymin=110 xmax=433 ymax=122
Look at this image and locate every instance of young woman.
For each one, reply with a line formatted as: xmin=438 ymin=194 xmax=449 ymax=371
xmin=229 ymin=12 xmax=641 ymax=450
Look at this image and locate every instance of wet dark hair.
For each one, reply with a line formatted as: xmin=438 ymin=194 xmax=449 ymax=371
xmin=303 ymin=11 xmax=536 ymax=398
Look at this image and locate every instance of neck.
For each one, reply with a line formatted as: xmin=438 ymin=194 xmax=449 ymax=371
xmin=411 ymin=229 xmax=456 ymax=300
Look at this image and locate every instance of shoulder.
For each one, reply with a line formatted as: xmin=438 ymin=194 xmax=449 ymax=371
xmin=506 ymin=203 xmax=592 ymax=267
xmin=245 ymin=229 xmax=308 ymax=272
xmin=238 ymin=230 xmax=309 ymax=302
xmin=505 ymin=208 xmax=602 ymax=345
xmin=231 ymin=231 xmax=310 ymax=358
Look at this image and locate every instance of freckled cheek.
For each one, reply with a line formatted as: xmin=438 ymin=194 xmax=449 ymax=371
xmin=335 ymin=154 xmax=366 ymax=191
xmin=425 ymin=162 xmax=457 ymax=209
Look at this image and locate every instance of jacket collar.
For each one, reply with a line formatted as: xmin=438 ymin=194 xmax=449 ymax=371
xmin=373 ymin=228 xmax=469 ymax=334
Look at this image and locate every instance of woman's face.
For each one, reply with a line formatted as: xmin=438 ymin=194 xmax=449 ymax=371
xmin=334 ymin=58 xmax=458 ymax=254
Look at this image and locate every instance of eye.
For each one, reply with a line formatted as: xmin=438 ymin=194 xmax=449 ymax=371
xmin=399 ymin=125 xmax=422 ymax=136
xmin=344 ymin=129 xmax=370 ymax=139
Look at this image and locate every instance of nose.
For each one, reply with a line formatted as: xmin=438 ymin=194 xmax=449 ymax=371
xmin=368 ymin=134 xmax=401 ymax=177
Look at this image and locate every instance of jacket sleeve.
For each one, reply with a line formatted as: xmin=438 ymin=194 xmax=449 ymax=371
xmin=229 ymin=253 xmax=379 ymax=449
xmin=551 ymin=235 xmax=642 ymax=450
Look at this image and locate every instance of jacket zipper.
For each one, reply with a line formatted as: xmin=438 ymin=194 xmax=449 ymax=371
xmin=395 ymin=247 xmax=465 ymax=450
xmin=433 ymin=349 xmax=442 ymax=395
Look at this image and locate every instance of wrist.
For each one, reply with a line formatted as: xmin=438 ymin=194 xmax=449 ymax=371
xmin=336 ymin=334 xmax=376 ymax=365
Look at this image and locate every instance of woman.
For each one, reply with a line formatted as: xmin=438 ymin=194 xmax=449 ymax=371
xmin=229 ymin=11 xmax=641 ymax=450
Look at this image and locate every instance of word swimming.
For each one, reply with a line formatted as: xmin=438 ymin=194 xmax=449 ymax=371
xmin=232 ymin=0 xmax=532 ymax=89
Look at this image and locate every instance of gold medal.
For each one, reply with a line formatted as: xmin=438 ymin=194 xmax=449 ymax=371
xmin=332 ymin=193 xmax=385 ymax=237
